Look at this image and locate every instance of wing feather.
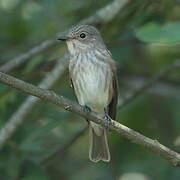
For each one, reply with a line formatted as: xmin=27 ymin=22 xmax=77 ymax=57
xmin=108 ymin=62 xmax=118 ymax=120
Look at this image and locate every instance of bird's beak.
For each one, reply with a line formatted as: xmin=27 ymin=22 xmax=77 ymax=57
xmin=57 ymin=35 xmax=72 ymax=41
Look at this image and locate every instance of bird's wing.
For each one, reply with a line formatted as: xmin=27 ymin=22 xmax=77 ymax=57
xmin=70 ymin=77 xmax=79 ymax=103
xmin=70 ymin=78 xmax=74 ymax=90
xmin=108 ymin=64 xmax=119 ymax=120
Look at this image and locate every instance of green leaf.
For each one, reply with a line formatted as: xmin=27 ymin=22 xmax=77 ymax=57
xmin=135 ymin=21 xmax=180 ymax=44
xmin=21 ymin=162 xmax=47 ymax=180
xmin=0 ymin=84 xmax=7 ymax=92
xmin=19 ymin=119 xmax=62 ymax=152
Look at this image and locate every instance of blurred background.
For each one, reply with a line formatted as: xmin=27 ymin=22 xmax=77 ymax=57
xmin=0 ymin=0 xmax=180 ymax=179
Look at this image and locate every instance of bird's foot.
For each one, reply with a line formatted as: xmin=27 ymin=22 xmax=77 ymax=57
xmin=103 ymin=114 xmax=112 ymax=130
xmin=81 ymin=105 xmax=92 ymax=113
xmin=81 ymin=105 xmax=91 ymax=125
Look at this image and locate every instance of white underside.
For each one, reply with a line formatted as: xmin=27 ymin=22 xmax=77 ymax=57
xmin=68 ymin=41 xmax=113 ymax=135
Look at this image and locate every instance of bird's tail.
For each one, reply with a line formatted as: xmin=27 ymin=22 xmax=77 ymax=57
xmin=89 ymin=124 xmax=110 ymax=162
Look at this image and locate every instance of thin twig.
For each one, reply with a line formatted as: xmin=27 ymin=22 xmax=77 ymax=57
xmin=118 ymin=60 xmax=180 ymax=109
xmin=1 ymin=70 xmax=180 ymax=166
xmin=0 ymin=0 xmax=129 ymax=73
xmin=0 ymin=39 xmax=57 ymax=73
xmin=121 ymin=76 xmax=180 ymax=100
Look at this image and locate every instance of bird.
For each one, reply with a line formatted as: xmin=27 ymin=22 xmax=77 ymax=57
xmin=58 ymin=25 xmax=118 ymax=162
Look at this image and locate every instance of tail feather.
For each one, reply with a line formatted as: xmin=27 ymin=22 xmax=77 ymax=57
xmin=89 ymin=125 xmax=110 ymax=162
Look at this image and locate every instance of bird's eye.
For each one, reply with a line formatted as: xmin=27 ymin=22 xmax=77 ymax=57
xmin=80 ymin=33 xmax=86 ymax=39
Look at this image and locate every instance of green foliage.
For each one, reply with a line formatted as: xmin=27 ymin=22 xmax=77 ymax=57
xmin=0 ymin=0 xmax=180 ymax=179
xmin=136 ymin=21 xmax=180 ymax=43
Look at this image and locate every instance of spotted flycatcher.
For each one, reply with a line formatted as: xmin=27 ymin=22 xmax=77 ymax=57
xmin=58 ymin=25 xmax=118 ymax=162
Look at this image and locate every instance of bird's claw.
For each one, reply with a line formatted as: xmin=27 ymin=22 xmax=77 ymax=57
xmin=103 ymin=114 xmax=111 ymax=130
xmin=81 ymin=105 xmax=91 ymax=113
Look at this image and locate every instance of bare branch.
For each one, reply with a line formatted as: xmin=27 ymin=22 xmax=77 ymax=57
xmin=33 ymin=72 xmax=180 ymax=165
xmin=0 ymin=39 xmax=57 ymax=73
xmin=0 ymin=0 xmax=180 ymax=166
xmin=121 ymin=76 xmax=180 ymax=100
xmin=1 ymin=70 xmax=180 ymax=166
xmin=36 ymin=72 xmax=180 ymax=164
xmin=0 ymin=0 xmax=129 ymax=73
xmin=118 ymin=60 xmax=180 ymax=109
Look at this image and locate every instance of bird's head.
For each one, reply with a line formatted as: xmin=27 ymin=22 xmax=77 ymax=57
xmin=57 ymin=25 xmax=105 ymax=54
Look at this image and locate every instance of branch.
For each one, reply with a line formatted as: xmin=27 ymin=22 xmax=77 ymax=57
xmin=121 ymin=76 xmax=180 ymax=100
xmin=0 ymin=56 xmax=68 ymax=148
xmin=0 ymin=0 xmax=129 ymax=73
xmin=1 ymin=71 xmax=180 ymax=166
xmin=36 ymin=71 xmax=180 ymax=164
xmin=0 ymin=39 xmax=57 ymax=73
xmin=30 ymin=71 xmax=180 ymax=165
xmin=118 ymin=61 xmax=180 ymax=109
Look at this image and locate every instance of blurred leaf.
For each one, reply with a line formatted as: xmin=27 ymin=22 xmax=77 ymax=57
xmin=21 ymin=161 xmax=47 ymax=180
xmin=0 ymin=91 xmax=17 ymax=110
xmin=0 ymin=154 xmax=23 ymax=179
xmin=22 ymin=1 xmax=42 ymax=20
xmin=0 ymin=83 xmax=7 ymax=92
xmin=19 ymin=140 xmax=47 ymax=153
xmin=0 ymin=0 xmax=20 ymax=11
xmin=135 ymin=21 xmax=180 ymax=44
xmin=19 ymin=119 xmax=62 ymax=152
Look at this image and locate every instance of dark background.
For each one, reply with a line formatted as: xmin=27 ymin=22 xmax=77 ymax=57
xmin=0 ymin=0 xmax=180 ymax=179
